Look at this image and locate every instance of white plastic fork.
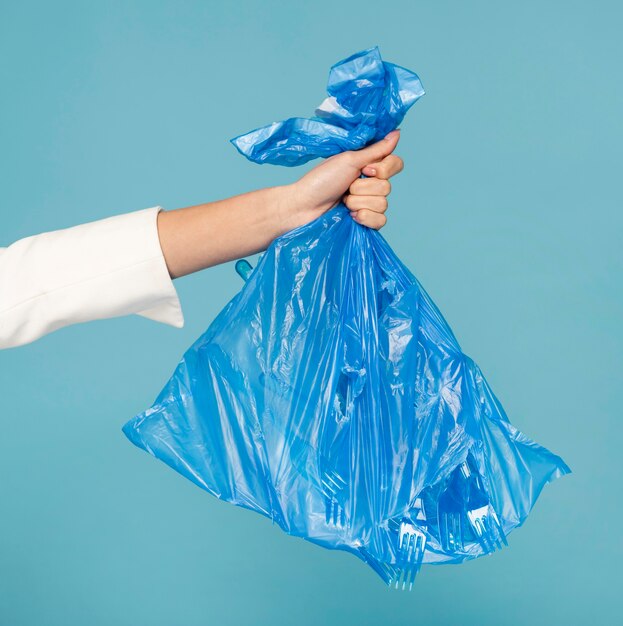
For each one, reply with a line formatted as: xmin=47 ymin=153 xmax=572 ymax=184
xmin=394 ymin=520 xmax=427 ymax=590
xmin=460 ymin=462 xmax=507 ymax=553
xmin=439 ymin=509 xmax=464 ymax=552
xmin=437 ymin=462 xmax=470 ymax=552
xmin=467 ymin=504 xmax=508 ymax=553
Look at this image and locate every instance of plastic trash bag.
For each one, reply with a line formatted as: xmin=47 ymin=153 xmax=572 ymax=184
xmin=123 ymin=47 xmax=570 ymax=588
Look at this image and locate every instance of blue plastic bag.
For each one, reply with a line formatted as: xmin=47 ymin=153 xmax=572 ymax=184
xmin=123 ymin=47 xmax=570 ymax=588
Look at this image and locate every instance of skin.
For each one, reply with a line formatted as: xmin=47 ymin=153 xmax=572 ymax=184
xmin=157 ymin=130 xmax=404 ymax=279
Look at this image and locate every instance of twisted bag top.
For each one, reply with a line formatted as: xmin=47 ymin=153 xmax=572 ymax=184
xmin=123 ymin=47 xmax=570 ymax=588
xmin=230 ymin=46 xmax=425 ymax=165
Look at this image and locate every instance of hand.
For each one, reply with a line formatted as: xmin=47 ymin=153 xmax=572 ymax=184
xmin=284 ymin=129 xmax=404 ymax=231
xmin=158 ymin=132 xmax=404 ymax=278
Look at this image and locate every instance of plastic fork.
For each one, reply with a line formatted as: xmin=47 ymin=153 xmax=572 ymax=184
xmin=461 ymin=461 xmax=507 ymax=553
xmin=387 ymin=504 xmax=427 ymax=590
xmin=319 ymin=371 xmax=356 ymax=526
xmin=467 ymin=504 xmax=507 ymax=553
xmin=437 ymin=462 xmax=469 ymax=553
xmin=438 ymin=507 xmax=464 ymax=553
xmin=322 ymin=469 xmax=347 ymax=526
xmin=242 ymin=260 xmax=351 ymax=528
xmin=289 ymin=435 xmax=348 ymax=527
xmin=394 ymin=519 xmax=427 ymax=590
xmin=437 ymin=460 xmax=507 ymax=554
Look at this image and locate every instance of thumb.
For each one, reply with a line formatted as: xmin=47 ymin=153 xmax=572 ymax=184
xmin=349 ymin=130 xmax=401 ymax=168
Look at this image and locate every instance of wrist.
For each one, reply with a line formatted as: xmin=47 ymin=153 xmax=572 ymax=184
xmin=275 ymin=182 xmax=326 ymax=236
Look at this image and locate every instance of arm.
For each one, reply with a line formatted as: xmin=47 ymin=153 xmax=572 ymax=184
xmin=157 ymin=131 xmax=402 ymax=278
xmin=0 ymin=132 xmax=402 ymax=349
xmin=0 ymin=207 xmax=183 ymax=350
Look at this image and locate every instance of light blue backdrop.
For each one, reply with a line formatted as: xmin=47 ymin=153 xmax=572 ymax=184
xmin=1 ymin=1 xmax=620 ymax=625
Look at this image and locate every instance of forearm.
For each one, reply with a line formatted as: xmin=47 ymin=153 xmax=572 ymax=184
xmin=157 ymin=184 xmax=314 ymax=279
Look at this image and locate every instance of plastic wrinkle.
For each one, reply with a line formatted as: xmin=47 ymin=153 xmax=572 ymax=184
xmin=123 ymin=47 xmax=570 ymax=587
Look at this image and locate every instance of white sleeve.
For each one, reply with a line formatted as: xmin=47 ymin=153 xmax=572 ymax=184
xmin=0 ymin=206 xmax=184 ymax=350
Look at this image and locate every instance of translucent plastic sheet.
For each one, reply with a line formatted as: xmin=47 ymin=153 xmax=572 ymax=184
xmin=123 ymin=47 xmax=570 ymax=588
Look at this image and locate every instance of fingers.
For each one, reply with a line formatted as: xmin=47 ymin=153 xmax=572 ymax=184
xmin=343 ymin=130 xmax=403 ymax=231
xmin=345 ymin=162 xmax=393 ymax=230
xmin=348 ymin=129 xmax=401 ymax=168
xmin=348 ymin=177 xmax=391 ymax=196
xmin=350 ymin=208 xmax=387 ymax=230
xmin=344 ymin=186 xmax=389 ymax=230
xmin=361 ymin=154 xmax=404 ymax=180
xmin=344 ymin=194 xmax=388 ymax=214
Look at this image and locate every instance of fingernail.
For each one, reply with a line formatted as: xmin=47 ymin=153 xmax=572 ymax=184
xmin=366 ymin=168 xmax=377 ymax=175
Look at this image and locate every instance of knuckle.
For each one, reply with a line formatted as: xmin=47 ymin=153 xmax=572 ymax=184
xmin=381 ymin=179 xmax=391 ymax=195
xmin=375 ymin=163 xmax=389 ymax=179
xmin=350 ymin=178 xmax=364 ymax=194
xmin=357 ymin=208 xmax=371 ymax=223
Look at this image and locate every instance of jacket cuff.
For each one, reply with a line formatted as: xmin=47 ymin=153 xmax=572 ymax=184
xmin=134 ymin=207 xmax=184 ymax=328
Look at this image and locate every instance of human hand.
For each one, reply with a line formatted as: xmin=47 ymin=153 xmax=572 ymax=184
xmin=158 ymin=131 xmax=403 ymax=278
xmin=282 ymin=130 xmax=404 ymax=231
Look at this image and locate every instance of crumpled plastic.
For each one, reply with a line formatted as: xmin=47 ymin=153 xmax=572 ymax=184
xmin=230 ymin=46 xmax=425 ymax=166
xmin=123 ymin=47 xmax=570 ymax=588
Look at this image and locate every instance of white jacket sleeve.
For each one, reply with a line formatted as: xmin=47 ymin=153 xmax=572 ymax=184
xmin=0 ymin=206 xmax=184 ymax=350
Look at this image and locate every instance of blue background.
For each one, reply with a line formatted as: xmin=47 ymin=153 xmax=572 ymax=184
xmin=1 ymin=1 xmax=620 ymax=624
